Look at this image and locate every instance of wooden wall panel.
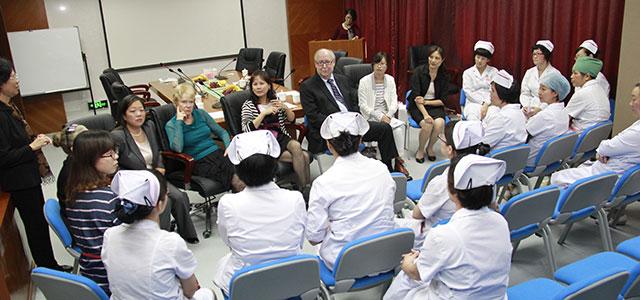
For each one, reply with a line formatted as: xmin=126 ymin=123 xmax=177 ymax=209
xmin=0 ymin=0 xmax=67 ymax=134
xmin=286 ymin=0 xmax=343 ymax=89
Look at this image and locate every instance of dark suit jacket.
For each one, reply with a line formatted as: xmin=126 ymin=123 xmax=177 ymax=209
xmin=300 ymin=73 xmax=358 ymax=153
xmin=0 ymin=102 xmax=41 ymax=192
xmin=111 ymin=121 xmax=164 ymax=171
xmin=407 ymin=64 xmax=451 ymax=111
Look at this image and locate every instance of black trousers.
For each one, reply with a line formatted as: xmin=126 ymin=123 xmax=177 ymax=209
xmin=362 ymin=121 xmax=399 ymax=170
xmin=159 ymin=182 xmax=197 ymax=240
xmin=11 ymin=186 xmax=59 ymax=268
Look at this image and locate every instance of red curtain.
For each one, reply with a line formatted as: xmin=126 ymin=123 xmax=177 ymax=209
xmin=345 ymin=0 xmax=625 ymax=101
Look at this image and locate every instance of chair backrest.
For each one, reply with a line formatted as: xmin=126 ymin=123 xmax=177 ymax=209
xmin=68 ymin=113 xmax=116 ymax=131
xmin=391 ymin=172 xmax=407 ymax=214
xmin=99 ymin=72 xmax=120 ymax=117
xmin=111 ymin=81 xmax=133 ymax=104
xmin=333 ymin=228 xmax=414 ymax=282
xmin=489 ymin=144 xmax=530 ymax=185
xmin=333 ymin=50 xmax=347 ymax=60
xmin=560 ymin=269 xmax=629 ymax=300
xmin=43 ymin=199 xmax=74 ymax=249
xmin=556 ymin=172 xmax=618 ymax=216
xmin=220 ymin=90 xmax=252 ymax=136
xmin=572 ymin=121 xmax=613 ymax=159
xmin=622 ymin=263 xmax=640 ymax=299
xmin=532 ymin=132 xmax=579 ymax=170
xmin=343 ymin=63 xmax=373 ymax=88
xmin=264 ymin=51 xmax=286 ymax=82
xmin=228 ymin=255 xmax=323 ymax=300
xmin=335 ymin=56 xmax=363 ymax=75
xmin=32 ymin=267 xmax=109 ymax=300
xmin=609 ymin=164 xmax=640 ymax=207
xmin=236 ymin=48 xmax=264 ymax=74
xmin=420 ymin=159 xmax=450 ymax=192
xmin=103 ymin=68 xmax=124 ymax=84
xmin=500 ymin=186 xmax=560 ymax=236
xmin=408 ymin=44 xmax=432 ymax=70
xmin=149 ymin=104 xmax=177 ymax=151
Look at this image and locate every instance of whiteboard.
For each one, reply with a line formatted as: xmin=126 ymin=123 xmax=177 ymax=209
xmin=7 ymin=27 xmax=88 ymax=97
xmin=100 ymin=0 xmax=246 ymax=70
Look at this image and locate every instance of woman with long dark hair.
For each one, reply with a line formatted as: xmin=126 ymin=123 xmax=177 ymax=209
xmin=64 ymin=130 xmax=120 ymax=294
xmin=0 ymin=57 xmax=69 ymax=271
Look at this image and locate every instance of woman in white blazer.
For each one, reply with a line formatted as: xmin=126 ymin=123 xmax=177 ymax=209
xmin=358 ymin=51 xmax=404 ymax=157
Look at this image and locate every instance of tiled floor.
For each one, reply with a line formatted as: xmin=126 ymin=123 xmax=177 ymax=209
xmin=20 ymin=129 xmax=640 ymax=299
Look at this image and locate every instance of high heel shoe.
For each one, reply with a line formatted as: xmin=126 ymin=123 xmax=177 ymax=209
xmin=415 ymin=152 xmax=425 ymax=164
xmin=426 ymin=148 xmax=436 ymax=161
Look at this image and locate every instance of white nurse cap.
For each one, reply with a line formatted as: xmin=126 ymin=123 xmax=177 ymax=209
xmin=536 ymin=40 xmax=554 ymax=52
xmin=111 ymin=170 xmax=161 ymax=207
xmin=474 ymin=40 xmax=495 ymax=54
xmin=579 ymin=39 xmax=598 ymax=55
xmin=320 ymin=112 xmax=370 ymax=139
xmin=492 ymin=69 xmax=514 ymax=89
xmin=453 ymin=121 xmax=484 ymax=150
xmin=226 ymin=130 xmax=281 ymax=165
xmin=453 ymin=154 xmax=505 ymax=190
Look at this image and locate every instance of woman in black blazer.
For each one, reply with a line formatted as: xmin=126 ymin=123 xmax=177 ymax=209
xmin=111 ymin=95 xmax=198 ymax=243
xmin=407 ymin=45 xmax=450 ymax=162
xmin=0 ymin=58 xmax=69 ymax=271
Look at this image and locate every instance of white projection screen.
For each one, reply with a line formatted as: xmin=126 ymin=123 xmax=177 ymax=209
xmin=100 ymin=0 xmax=246 ymax=69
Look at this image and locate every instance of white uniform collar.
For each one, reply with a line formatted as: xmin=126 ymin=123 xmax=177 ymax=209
xmin=546 ymin=102 xmax=564 ymax=110
xmin=123 ymin=218 xmax=159 ymax=230
xmin=582 ymin=79 xmax=598 ymax=89
xmin=450 ymin=207 xmax=492 ymax=221
xmin=501 ymin=104 xmax=521 ymax=111
xmin=334 ymin=152 xmax=364 ymax=164
xmin=244 ymin=181 xmax=280 ymax=192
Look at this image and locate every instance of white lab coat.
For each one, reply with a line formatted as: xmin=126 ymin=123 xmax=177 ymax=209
xmin=462 ymin=65 xmax=498 ymax=120
xmin=384 ymin=207 xmax=512 ymax=300
xmin=526 ymin=102 xmax=570 ymax=166
xmin=551 ymin=120 xmax=640 ymax=186
xmin=482 ymin=104 xmax=528 ymax=149
xmin=102 ymin=220 xmax=214 ymax=300
xmin=564 ymin=80 xmax=610 ymax=132
xmin=575 ymin=72 xmax=610 ymax=97
xmin=307 ymin=152 xmax=396 ymax=270
xmin=358 ymin=73 xmax=405 ymax=157
xmin=213 ymin=182 xmax=306 ymax=294
xmin=417 ymin=170 xmax=456 ymax=230
xmin=520 ymin=64 xmax=562 ymax=109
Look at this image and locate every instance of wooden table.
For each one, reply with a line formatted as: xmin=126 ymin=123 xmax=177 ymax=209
xmin=149 ymin=70 xmax=305 ymax=127
xmin=0 ymin=193 xmax=31 ymax=300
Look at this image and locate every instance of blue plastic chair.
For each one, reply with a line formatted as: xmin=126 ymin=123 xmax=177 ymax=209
xmin=224 ymin=254 xmax=328 ymax=300
xmin=406 ymin=159 xmax=450 ymax=202
xmin=565 ymin=121 xmax=613 ymax=167
xmin=522 ymin=132 xmax=579 ymax=189
xmin=489 ymin=144 xmax=530 ymax=201
xmin=554 ymin=251 xmax=640 ymax=300
xmin=459 ymin=88 xmax=466 ymax=120
xmin=610 ymin=97 xmax=615 ymax=122
xmin=404 ymin=90 xmax=450 ymax=150
xmin=617 ymin=236 xmax=640 ymax=261
xmin=500 ymin=185 xmax=561 ymax=273
xmin=319 ymin=228 xmax=414 ymax=296
xmin=550 ymin=172 xmax=618 ymax=251
xmin=391 ymin=172 xmax=416 ymax=215
xmin=31 ymin=267 xmax=109 ymax=300
xmin=603 ymin=164 xmax=640 ymax=227
xmin=44 ymin=198 xmax=81 ymax=274
xmin=507 ymin=268 xmax=629 ymax=300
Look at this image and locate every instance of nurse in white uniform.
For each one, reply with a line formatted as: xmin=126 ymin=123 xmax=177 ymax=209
xmin=565 ymin=56 xmax=610 ymax=132
xmin=102 ymin=170 xmax=214 ymax=300
xmin=520 ymin=40 xmax=562 ymax=116
xmin=213 ymin=130 xmax=306 ymax=294
xmin=409 ymin=120 xmax=490 ymax=247
xmin=551 ymin=83 xmax=640 ymax=186
xmin=574 ymin=39 xmax=610 ymax=96
xmin=482 ymin=69 xmax=528 ymax=150
xmin=462 ymin=40 xmax=499 ymax=121
xmin=384 ymin=155 xmax=512 ymax=300
xmin=307 ymin=112 xmax=395 ymax=270
xmin=525 ymin=71 xmax=571 ymax=166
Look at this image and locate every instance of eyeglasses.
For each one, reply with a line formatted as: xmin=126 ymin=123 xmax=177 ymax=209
xmin=101 ymin=149 xmax=118 ymax=159
xmin=316 ymin=60 xmax=334 ymax=66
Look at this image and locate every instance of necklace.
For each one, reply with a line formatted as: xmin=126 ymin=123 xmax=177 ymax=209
xmin=130 ymin=128 xmax=143 ymax=137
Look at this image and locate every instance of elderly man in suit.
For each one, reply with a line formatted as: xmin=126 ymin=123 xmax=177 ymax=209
xmin=300 ymin=48 xmax=410 ymax=177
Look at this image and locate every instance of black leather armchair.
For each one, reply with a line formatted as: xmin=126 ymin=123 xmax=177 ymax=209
xmin=408 ymin=44 xmax=433 ymax=72
xmin=335 ymin=56 xmax=363 ymax=75
xmin=235 ymin=48 xmax=264 ymax=74
xmin=264 ymin=51 xmax=286 ymax=85
xmin=344 ymin=63 xmax=373 ymax=89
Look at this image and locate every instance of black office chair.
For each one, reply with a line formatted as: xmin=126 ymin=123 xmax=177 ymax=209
xmin=67 ymin=113 xmax=116 ymax=131
xmin=100 ymin=70 xmax=157 ymax=118
xmin=408 ymin=44 xmax=433 ymax=71
xmin=111 ymin=82 xmax=159 ymax=114
xmin=220 ymin=91 xmax=311 ymax=189
xmin=333 ymin=50 xmax=348 ymax=61
xmin=335 ymin=56 xmax=363 ymax=75
xmin=344 ymin=63 xmax=373 ymax=89
xmin=149 ymin=104 xmax=228 ymax=238
xmin=264 ymin=51 xmax=287 ymax=85
xmin=235 ymin=48 xmax=264 ymax=74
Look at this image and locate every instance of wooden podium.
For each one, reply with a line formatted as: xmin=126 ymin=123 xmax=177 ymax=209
xmin=0 ymin=193 xmax=31 ymax=299
xmin=307 ymin=39 xmax=366 ymax=75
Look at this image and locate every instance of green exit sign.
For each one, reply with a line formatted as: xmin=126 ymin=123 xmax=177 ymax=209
xmin=88 ymin=100 xmax=109 ymax=110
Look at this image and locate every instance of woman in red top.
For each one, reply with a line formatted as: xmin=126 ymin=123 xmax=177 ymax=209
xmin=332 ymin=8 xmax=360 ymax=40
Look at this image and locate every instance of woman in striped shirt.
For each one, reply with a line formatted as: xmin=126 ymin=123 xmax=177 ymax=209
xmin=240 ymin=70 xmax=310 ymax=190
xmin=64 ymin=130 xmax=120 ymax=294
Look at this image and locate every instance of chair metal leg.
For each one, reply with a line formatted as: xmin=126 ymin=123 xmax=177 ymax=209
xmin=511 ymin=240 xmax=521 ymax=260
xmin=557 ymin=222 xmax=574 ymax=245
xmin=72 ymin=258 xmax=79 ymax=274
xmin=596 ymin=208 xmax=614 ymax=251
xmin=497 ymin=185 xmax=507 ymax=203
xmin=534 ymin=175 xmax=545 ymax=189
xmin=542 ymin=225 xmax=557 ymax=273
xmin=203 ymin=196 xmax=213 ymax=239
